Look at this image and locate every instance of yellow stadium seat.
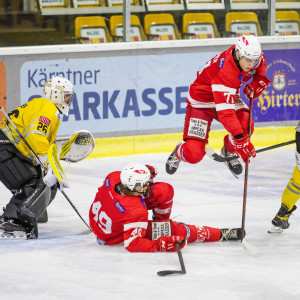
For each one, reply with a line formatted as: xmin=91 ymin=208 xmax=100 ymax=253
xmin=73 ymin=0 xmax=105 ymax=7
xmin=38 ymin=0 xmax=70 ymax=9
xmin=109 ymin=15 xmax=146 ymax=42
xmin=75 ymin=16 xmax=112 ymax=43
xmin=144 ymin=14 xmax=181 ymax=40
xmin=182 ymin=13 xmax=220 ymax=39
xmin=225 ymin=12 xmax=263 ymax=36
xmin=276 ymin=11 xmax=300 ymax=35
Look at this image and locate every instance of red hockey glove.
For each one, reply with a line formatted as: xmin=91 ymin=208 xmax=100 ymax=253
xmin=156 ymin=236 xmax=186 ymax=252
xmin=233 ymin=135 xmax=256 ymax=163
xmin=146 ymin=165 xmax=157 ymax=179
xmin=243 ymin=75 xmax=271 ymax=100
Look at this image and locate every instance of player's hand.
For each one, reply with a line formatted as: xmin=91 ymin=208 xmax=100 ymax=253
xmin=146 ymin=165 xmax=157 ymax=179
xmin=233 ymin=135 xmax=256 ymax=163
xmin=243 ymin=75 xmax=271 ymax=100
xmin=43 ymin=165 xmax=58 ymax=187
xmin=156 ymin=236 xmax=186 ymax=252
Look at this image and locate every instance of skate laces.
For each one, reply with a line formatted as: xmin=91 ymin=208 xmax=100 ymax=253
xmin=221 ymin=229 xmax=237 ymax=241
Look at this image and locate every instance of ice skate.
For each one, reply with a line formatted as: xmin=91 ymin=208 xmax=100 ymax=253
xmin=220 ymin=228 xmax=244 ymax=241
xmin=0 ymin=217 xmax=27 ymax=239
xmin=221 ymin=146 xmax=243 ymax=178
xmin=165 ymin=142 xmax=182 ymax=175
xmin=268 ymin=204 xmax=297 ymax=234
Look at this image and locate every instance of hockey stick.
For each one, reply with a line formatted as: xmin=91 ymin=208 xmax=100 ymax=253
xmin=240 ymin=93 xmax=257 ymax=256
xmin=205 ymin=139 xmax=296 ymax=163
xmin=0 ymin=106 xmax=92 ymax=232
xmin=157 ymin=243 xmax=186 ymax=276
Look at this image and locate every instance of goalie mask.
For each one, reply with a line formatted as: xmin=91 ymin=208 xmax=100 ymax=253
xmin=43 ymin=75 xmax=74 ymax=116
xmin=120 ymin=164 xmax=151 ymax=196
xmin=235 ymin=35 xmax=262 ymax=68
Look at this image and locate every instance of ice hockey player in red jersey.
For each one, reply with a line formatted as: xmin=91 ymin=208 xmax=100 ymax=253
xmin=166 ymin=35 xmax=271 ymax=178
xmin=89 ymin=163 xmax=244 ymax=252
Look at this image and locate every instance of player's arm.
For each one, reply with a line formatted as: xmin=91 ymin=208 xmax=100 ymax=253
xmin=123 ymin=214 xmax=185 ymax=252
xmin=212 ymin=74 xmax=243 ymax=137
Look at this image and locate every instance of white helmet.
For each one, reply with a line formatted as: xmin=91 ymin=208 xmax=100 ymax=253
xmin=120 ymin=163 xmax=151 ymax=192
xmin=43 ymin=75 xmax=74 ymax=116
xmin=235 ymin=35 xmax=261 ymax=61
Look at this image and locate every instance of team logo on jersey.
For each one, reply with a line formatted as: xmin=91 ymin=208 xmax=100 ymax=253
xmin=114 ymin=201 xmax=125 ymax=213
xmin=105 ymin=178 xmax=110 ymax=188
xmin=39 ymin=116 xmax=51 ymax=126
xmin=273 ymin=70 xmax=286 ymax=90
xmin=140 ymin=198 xmax=146 ymax=207
xmin=218 ymin=57 xmax=225 ymax=69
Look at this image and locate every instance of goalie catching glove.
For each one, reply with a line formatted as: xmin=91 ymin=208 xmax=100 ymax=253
xmin=55 ymin=130 xmax=95 ymax=163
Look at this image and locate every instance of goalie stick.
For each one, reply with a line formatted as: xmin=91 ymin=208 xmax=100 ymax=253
xmin=157 ymin=243 xmax=186 ymax=276
xmin=0 ymin=106 xmax=92 ymax=232
xmin=205 ymin=139 xmax=296 ymax=163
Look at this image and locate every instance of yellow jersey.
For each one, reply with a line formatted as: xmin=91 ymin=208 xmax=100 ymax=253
xmin=0 ymin=97 xmax=61 ymax=165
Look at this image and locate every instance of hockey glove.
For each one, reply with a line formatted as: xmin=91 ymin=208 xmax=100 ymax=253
xmin=233 ymin=135 xmax=256 ymax=163
xmin=43 ymin=166 xmax=67 ymax=191
xmin=156 ymin=235 xmax=186 ymax=252
xmin=146 ymin=165 xmax=157 ymax=179
xmin=243 ymin=75 xmax=271 ymax=100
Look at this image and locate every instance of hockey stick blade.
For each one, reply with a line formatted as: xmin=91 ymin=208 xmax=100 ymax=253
xmin=157 ymin=243 xmax=186 ymax=276
xmin=241 ymin=238 xmax=257 ymax=256
xmin=157 ymin=270 xmax=185 ymax=276
xmin=205 ymin=147 xmax=238 ymax=162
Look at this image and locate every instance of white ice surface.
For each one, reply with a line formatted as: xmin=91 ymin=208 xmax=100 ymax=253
xmin=1 ymin=146 xmax=300 ymax=300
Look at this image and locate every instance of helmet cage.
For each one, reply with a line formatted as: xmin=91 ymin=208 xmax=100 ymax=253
xmin=43 ymin=76 xmax=74 ymax=116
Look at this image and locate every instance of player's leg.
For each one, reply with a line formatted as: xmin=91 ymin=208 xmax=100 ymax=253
xmin=268 ymin=166 xmax=299 ymax=233
xmin=144 ymin=182 xmax=174 ymax=220
xmin=172 ymin=222 xmax=243 ymax=242
xmin=145 ymin=220 xmax=243 ymax=242
xmin=166 ymin=106 xmax=215 ymax=174
xmin=0 ymin=143 xmax=51 ymax=239
xmin=222 ymin=104 xmax=254 ymax=177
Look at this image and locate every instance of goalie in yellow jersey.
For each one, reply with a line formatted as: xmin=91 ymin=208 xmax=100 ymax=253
xmin=268 ymin=121 xmax=300 ymax=234
xmin=0 ymin=75 xmax=94 ymax=240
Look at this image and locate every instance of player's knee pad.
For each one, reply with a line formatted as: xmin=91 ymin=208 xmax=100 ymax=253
xmin=184 ymin=139 xmax=205 ymax=164
xmin=0 ymin=146 xmax=39 ymax=191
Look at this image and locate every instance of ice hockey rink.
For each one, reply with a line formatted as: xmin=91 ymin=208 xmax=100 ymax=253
xmin=1 ymin=145 xmax=300 ymax=300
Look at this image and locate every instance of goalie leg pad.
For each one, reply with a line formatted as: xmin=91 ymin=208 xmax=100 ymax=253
xmin=0 ymin=145 xmax=39 ymax=191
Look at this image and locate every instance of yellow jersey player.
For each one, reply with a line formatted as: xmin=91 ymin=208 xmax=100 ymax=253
xmin=268 ymin=121 xmax=300 ymax=233
xmin=0 ymin=75 xmax=74 ymax=239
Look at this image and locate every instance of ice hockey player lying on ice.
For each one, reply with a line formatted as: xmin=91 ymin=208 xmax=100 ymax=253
xmin=0 ymin=75 xmax=94 ymax=240
xmin=268 ymin=121 xmax=300 ymax=234
xmin=89 ymin=163 xmax=244 ymax=252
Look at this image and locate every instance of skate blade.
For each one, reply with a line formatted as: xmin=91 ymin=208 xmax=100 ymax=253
xmin=267 ymin=225 xmax=283 ymax=234
xmin=0 ymin=230 xmax=27 ymax=240
xmin=224 ymin=161 xmax=239 ymax=179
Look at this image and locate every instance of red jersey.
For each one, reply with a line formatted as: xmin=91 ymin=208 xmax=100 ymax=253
xmin=187 ymin=45 xmax=267 ymax=136
xmin=89 ymin=171 xmax=157 ymax=252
